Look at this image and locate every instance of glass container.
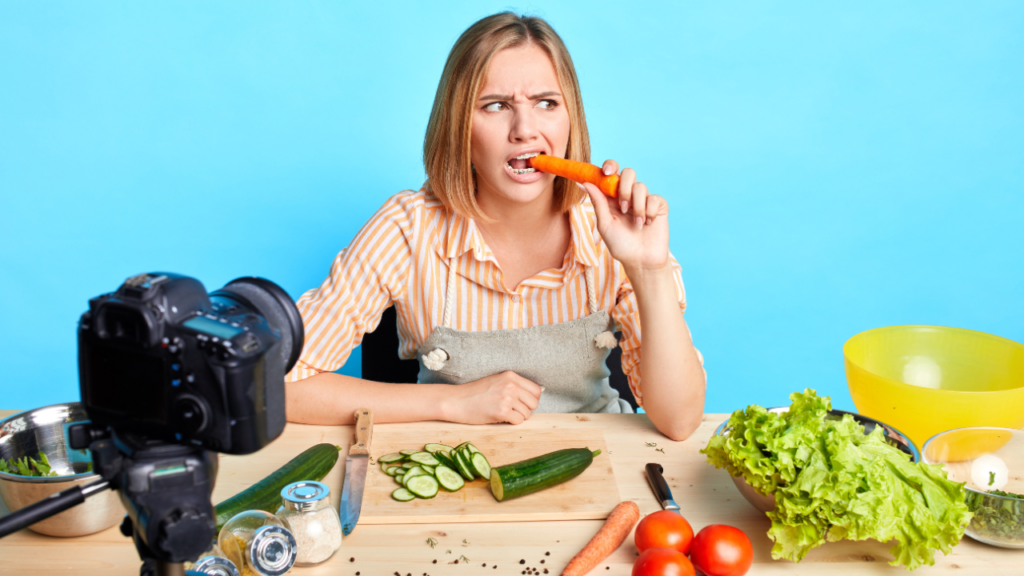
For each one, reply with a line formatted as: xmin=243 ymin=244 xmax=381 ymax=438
xmin=275 ymin=481 xmax=342 ymax=565
xmin=217 ymin=510 xmax=297 ymax=576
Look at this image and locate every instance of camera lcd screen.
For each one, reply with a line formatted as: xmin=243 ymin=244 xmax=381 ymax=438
xmin=83 ymin=345 xmax=167 ymax=423
xmin=183 ymin=316 xmax=243 ymax=339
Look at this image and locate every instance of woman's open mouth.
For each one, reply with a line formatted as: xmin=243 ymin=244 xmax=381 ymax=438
xmin=507 ymin=152 xmax=539 ymax=174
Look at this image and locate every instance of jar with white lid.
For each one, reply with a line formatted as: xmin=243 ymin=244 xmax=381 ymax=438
xmin=275 ymin=481 xmax=342 ymax=565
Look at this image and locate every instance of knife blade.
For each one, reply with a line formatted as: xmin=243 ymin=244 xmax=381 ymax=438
xmin=645 ymin=463 xmax=680 ymax=512
xmin=340 ymin=408 xmax=373 ymax=536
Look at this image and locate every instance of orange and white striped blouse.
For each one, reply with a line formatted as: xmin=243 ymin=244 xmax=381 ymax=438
xmin=285 ymin=188 xmax=689 ymax=407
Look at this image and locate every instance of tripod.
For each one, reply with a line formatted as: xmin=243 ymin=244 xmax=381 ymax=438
xmin=0 ymin=426 xmax=218 ymax=576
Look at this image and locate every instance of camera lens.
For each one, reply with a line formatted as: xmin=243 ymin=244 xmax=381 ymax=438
xmin=212 ymin=278 xmax=304 ymax=373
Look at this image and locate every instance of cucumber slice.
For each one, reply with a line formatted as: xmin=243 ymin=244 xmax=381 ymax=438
xmin=406 ymin=475 xmax=439 ymax=499
xmin=379 ymin=452 xmax=405 ymax=464
xmin=409 ymin=452 xmax=441 ymax=466
xmin=400 ymin=462 xmax=417 ymax=469
xmin=435 ymin=452 xmax=459 ymax=470
xmin=421 ymin=464 xmax=435 ymax=474
xmin=454 ymin=442 xmax=471 ymax=452
xmin=383 ymin=465 xmax=403 ymax=476
xmin=434 ymin=465 xmax=465 ymax=491
xmin=399 ymin=449 xmax=419 ymax=456
xmin=454 ymin=450 xmax=475 ymax=481
xmin=424 ymin=443 xmax=454 ymax=454
xmin=465 ymin=443 xmax=481 ymax=455
xmin=394 ymin=474 xmax=405 ymax=486
xmin=402 ymin=467 xmax=428 ymax=486
xmin=470 ymin=452 xmax=491 ymax=479
xmin=392 ymin=487 xmax=416 ymax=502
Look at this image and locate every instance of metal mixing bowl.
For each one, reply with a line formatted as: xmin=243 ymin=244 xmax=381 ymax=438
xmin=0 ymin=402 xmax=124 ymax=537
xmin=713 ymin=407 xmax=920 ymax=514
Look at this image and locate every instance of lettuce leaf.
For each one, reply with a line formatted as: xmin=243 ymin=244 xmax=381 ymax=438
xmin=701 ymin=389 xmax=972 ymax=570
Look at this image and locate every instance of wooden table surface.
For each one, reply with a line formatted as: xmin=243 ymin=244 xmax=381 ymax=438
xmin=0 ymin=409 xmax=1018 ymax=575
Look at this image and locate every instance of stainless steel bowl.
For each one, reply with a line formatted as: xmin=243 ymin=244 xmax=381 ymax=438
xmin=0 ymin=402 xmax=124 ymax=537
xmin=713 ymin=407 xmax=920 ymax=514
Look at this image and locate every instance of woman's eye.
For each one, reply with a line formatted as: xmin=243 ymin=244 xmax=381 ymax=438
xmin=483 ymin=102 xmax=507 ymax=112
xmin=536 ymin=99 xmax=558 ymax=110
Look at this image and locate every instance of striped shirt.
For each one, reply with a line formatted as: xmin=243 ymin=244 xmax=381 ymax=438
xmin=285 ymin=188 xmax=688 ymax=407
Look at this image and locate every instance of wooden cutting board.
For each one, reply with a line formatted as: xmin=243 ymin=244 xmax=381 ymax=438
xmin=358 ymin=427 xmax=620 ymax=524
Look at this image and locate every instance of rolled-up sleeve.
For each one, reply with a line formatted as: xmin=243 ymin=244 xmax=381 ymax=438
xmin=285 ymin=194 xmax=414 ymax=382
xmin=610 ymin=253 xmax=697 ymax=408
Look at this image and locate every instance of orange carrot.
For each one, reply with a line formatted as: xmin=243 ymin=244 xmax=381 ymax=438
xmin=529 ymin=154 xmax=620 ymax=198
xmin=561 ymin=501 xmax=641 ymax=576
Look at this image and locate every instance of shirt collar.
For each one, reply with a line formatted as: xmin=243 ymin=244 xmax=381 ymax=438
xmin=435 ymin=198 xmax=601 ymax=268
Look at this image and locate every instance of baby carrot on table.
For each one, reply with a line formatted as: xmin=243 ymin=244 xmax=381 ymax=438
xmin=529 ymin=154 xmax=620 ymax=198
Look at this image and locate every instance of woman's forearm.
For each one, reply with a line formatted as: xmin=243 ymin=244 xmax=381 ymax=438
xmin=624 ymin=265 xmax=706 ymax=441
xmin=285 ymin=372 xmax=451 ymax=425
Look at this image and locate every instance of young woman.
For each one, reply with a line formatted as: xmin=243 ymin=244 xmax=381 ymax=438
xmin=285 ymin=13 xmax=705 ymax=440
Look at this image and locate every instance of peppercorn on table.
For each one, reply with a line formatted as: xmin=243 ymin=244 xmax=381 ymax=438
xmin=0 ymin=411 xmax=1019 ymax=575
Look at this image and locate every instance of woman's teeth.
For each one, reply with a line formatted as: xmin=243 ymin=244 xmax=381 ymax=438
xmin=508 ymin=152 xmax=540 ymax=174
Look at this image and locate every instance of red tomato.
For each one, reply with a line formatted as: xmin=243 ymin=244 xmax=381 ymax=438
xmin=634 ymin=510 xmax=695 ymax=555
xmin=632 ymin=547 xmax=695 ymax=576
xmin=689 ymin=525 xmax=754 ymax=576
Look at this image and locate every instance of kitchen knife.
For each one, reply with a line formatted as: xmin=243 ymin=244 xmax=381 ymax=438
xmin=340 ymin=408 xmax=373 ymax=536
xmin=645 ymin=463 xmax=680 ymax=512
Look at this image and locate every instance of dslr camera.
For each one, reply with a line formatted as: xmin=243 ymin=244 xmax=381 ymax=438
xmin=78 ymin=272 xmax=304 ymax=454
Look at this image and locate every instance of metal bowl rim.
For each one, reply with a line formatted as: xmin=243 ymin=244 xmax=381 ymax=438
xmin=921 ymin=425 xmax=1024 ymax=503
xmin=0 ymin=401 xmax=100 ymax=484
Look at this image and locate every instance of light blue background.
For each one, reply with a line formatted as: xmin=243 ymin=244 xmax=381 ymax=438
xmin=2 ymin=2 xmax=1022 ymax=413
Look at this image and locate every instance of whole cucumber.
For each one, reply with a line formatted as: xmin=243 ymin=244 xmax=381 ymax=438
xmin=214 ymin=443 xmax=341 ymax=532
xmin=489 ymin=448 xmax=601 ymax=502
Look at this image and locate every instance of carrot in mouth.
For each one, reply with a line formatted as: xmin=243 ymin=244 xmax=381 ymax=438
xmin=528 ymin=154 xmax=620 ymax=198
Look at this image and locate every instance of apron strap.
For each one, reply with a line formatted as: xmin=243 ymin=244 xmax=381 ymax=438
xmin=441 ymin=256 xmax=457 ymax=328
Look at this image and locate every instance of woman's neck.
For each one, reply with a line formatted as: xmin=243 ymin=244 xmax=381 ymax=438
xmin=474 ymin=189 xmax=571 ymax=290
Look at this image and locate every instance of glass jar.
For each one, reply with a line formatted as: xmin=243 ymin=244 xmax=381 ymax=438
xmin=217 ymin=510 xmax=297 ymax=576
xmin=185 ymin=542 xmax=240 ymax=576
xmin=275 ymin=481 xmax=343 ymax=565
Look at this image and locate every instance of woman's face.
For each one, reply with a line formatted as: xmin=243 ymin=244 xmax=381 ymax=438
xmin=471 ymin=43 xmax=570 ymax=209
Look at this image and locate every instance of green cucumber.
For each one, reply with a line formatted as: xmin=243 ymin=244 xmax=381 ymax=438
xmin=454 ymin=450 xmax=475 ymax=481
xmin=424 ymin=443 xmax=454 ymax=454
xmin=379 ymin=452 xmax=405 ymax=463
xmin=406 ymin=475 xmax=439 ymax=498
xmin=383 ymin=465 xmax=403 ymax=476
xmin=409 ymin=452 xmax=441 ymax=466
xmin=489 ymin=448 xmax=600 ymax=502
xmin=470 ymin=452 xmax=491 ymax=479
xmin=465 ymin=443 xmax=481 ymax=455
xmin=421 ymin=464 xmax=435 ymax=474
xmin=434 ymin=465 xmax=465 ymax=491
xmin=399 ymin=449 xmax=419 ymax=456
xmin=392 ymin=487 xmax=416 ymax=501
xmin=214 ymin=443 xmax=341 ymax=532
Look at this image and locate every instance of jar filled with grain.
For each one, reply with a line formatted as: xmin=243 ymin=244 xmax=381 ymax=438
xmin=217 ymin=510 xmax=297 ymax=576
xmin=184 ymin=542 xmax=241 ymax=576
xmin=275 ymin=481 xmax=342 ymax=565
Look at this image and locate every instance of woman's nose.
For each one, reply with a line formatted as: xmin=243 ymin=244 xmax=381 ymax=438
xmin=510 ymin=109 xmax=540 ymax=142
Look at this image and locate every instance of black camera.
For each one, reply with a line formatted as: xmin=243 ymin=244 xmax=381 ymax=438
xmin=77 ymin=272 xmax=304 ymax=454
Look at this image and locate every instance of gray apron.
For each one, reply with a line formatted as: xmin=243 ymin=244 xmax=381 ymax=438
xmin=417 ymin=257 xmax=633 ymax=414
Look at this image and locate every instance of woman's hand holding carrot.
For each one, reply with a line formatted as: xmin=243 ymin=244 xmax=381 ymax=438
xmin=577 ymin=159 xmax=671 ymax=273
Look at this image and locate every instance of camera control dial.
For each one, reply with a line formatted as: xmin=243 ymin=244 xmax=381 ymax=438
xmin=172 ymin=395 xmax=209 ymax=435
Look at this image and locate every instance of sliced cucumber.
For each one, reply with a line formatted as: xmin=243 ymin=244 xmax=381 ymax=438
xmin=406 ymin=475 xmax=439 ymax=499
xmin=424 ymin=443 xmax=454 ymax=454
xmin=402 ymin=467 xmax=428 ymax=486
xmin=379 ymin=452 xmax=405 ymax=464
xmin=421 ymin=464 xmax=435 ymax=474
xmin=465 ymin=443 xmax=481 ymax=455
xmin=399 ymin=449 xmax=419 ymax=456
xmin=435 ymin=452 xmax=459 ymax=470
xmin=434 ymin=465 xmax=465 ymax=491
xmin=409 ymin=452 xmax=441 ymax=467
xmin=394 ymin=474 xmax=405 ymax=486
xmin=454 ymin=442 xmax=471 ymax=452
xmin=470 ymin=452 xmax=491 ymax=479
xmin=383 ymin=465 xmax=403 ymax=476
xmin=454 ymin=450 xmax=475 ymax=481
xmin=400 ymin=462 xmax=417 ymax=469
xmin=392 ymin=487 xmax=416 ymax=502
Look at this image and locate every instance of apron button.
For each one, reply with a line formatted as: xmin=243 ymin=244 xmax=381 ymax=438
xmin=511 ymin=295 xmax=520 ymax=302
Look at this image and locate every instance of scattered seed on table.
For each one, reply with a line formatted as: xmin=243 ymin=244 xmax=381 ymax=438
xmin=482 ymin=564 xmax=487 ymax=567
xmin=540 ymin=560 xmax=545 ymax=564
xmin=520 ymin=559 xmax=526 ymax=564
xmin=350 ymin=558 xmax=355 ymax=562
xmin=544 ymin=570 xmax=549 ymax=574
xmin=545 ymin=552 xmax=550 ymax=556
xmin=432 ymin=560 xmax=437 ymax=564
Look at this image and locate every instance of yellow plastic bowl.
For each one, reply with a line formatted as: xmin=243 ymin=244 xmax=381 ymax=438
xmin=844 ymin=325 xmax=1024 ymax=448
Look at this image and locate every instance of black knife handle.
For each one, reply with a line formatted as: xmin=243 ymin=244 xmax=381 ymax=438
xmin=645 ymin=463 xmax=674 ymax=504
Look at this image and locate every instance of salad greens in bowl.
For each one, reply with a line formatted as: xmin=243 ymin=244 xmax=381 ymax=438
xmin=922 ymin=427 xmax=1024 ymax=549
xmin=702 ymin=389 xmax=972 ymax=570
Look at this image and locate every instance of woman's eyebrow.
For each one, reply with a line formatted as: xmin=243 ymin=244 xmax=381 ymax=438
xmin=477 ymin=90 xmax=562 ymax=101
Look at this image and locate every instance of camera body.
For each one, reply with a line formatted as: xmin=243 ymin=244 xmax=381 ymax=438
xmin=78 ymin=273 xmax=302 ymax=455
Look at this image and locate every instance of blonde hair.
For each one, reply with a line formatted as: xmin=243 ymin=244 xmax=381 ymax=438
xmin=423 ymin=12 xmax=590 ymax=220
